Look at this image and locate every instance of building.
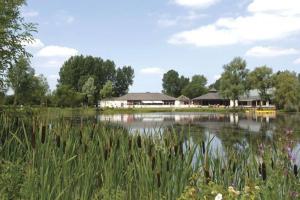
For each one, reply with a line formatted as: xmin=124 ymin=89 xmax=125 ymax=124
xmin=99 ymin=92 xmax=177 ymax=108
xmin=238 ymin=89 xmax=274 ymax=108
xmin=192 ymin=88 xmax=230 ymax=107
xmin=176 ymin=95 xmax=190 ymax=105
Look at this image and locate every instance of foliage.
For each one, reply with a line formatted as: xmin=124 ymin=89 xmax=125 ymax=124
xmin=100 ymin=80 xmax=114 ymax=99
xmin=58 ymin=55 xmax=134 ymax=102
xmin=53 ymin=85 xmax=84 ymax=107
xmin=273 ymin=71 xmax=300 ymax=110
xmin=7 ymin=56 xmax=49 ymax=105
xmin=162 ymin=70 xmax=189 ymax=97
xmin=247 ymin=66 xmax=273 ymax=101
xmin=220 ymin=57 xmax=249 ymax=107
xmin=113 ymin=66 xmax=134 ymax=96
xmin=182 ymin=75 xmax=207 ymax=99
xmin=82 ymin=77 xmax=96 ymax=106
xmin=0 ymin=0 xmax=36 ymax=88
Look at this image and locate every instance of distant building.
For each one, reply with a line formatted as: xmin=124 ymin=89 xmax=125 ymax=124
xmin=192 ymin=88 xmax=230 ymax=106
xmin=99 ymin=89 xmax=275 ymax=109
xmin=99 ymin=92 xmax=176 ymax=108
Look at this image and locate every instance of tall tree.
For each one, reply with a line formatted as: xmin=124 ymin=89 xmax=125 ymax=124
xmin=162 ymin=70 xmax=189 ymax=97
xmin=100 ymin=80 xmax=114 ymax=99
xmin=247 ymin=66 xmax=273 ymax=102
xmin=273 ymin=71 xmax=300 ymax=111
xmin=182 ymin=75 xmax=207 ymax=99
xmin=113 ymin=66 xmax=134 ymax=96
xmin=58 ymin=55 xmax=133 ymax=102
xmin=82 ymin=77 xmax=96 ymax=105
xmin=7 ymin=56 xmax=34 ymax=105
xmin=219 ymin=57 xmax=249 ymax=107
xmin=53 ymin=85 xmax=83 ymax=107
xmin=0 ymin=0 xmax=36 ymax=87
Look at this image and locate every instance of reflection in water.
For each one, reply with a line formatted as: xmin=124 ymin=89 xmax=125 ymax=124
xmin=98 ymin=112 xmax=300 ymax=165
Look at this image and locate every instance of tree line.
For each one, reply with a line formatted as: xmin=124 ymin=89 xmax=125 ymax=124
xmin=162 ymin=57 xmax=300 ymax=111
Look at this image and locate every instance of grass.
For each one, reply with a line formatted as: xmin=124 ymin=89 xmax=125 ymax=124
xmin=0 ymin=110 xmax=299 ymax=199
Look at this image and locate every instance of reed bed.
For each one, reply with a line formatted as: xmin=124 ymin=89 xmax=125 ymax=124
xmin=0 ymin=110 xmax=299 ymax=200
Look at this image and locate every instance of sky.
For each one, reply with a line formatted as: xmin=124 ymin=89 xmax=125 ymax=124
xmin=22 ymin=0 xmax=300 ymax=92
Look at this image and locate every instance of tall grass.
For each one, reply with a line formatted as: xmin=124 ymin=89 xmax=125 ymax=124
xmin=0 ymin=110 xmax=299 ymax=199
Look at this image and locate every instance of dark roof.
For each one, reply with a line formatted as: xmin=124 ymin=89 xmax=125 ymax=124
xmin=208 ymin=88 xmax=217 ymax=93
xmin=193 ymin=91 xmax=226 ymax=100
xmin=116 ymin=93 xmax=176 ymax=101
xmin=177 ymin=95 xmax=190 ymax=101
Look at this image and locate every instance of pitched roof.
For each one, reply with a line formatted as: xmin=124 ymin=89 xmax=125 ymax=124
xmin=115 ymin=93 xmax=176 ymax=101
xmin=177 ymin=95 xmax=190 ymax=101
xmin=193 ymin=91 xmax=226 ymax=100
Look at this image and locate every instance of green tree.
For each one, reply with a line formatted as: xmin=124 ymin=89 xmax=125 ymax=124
xmin=53 ymin=85 xmax=83 ymax=107
xmin=100 ymin=81 xmax=114 ymax=99
xmin=219 ymin=57 xmax=249 ymax=107
xmin=7 ymin=56 xmax=34 ymax=105
xmin=273 ymin=71 xmax=300 ymax=111
xmin=247 ymin=66 xmax=273 ymax=102
xmin=182 ymin=75 xmax=207 ymax=99
xmin=162 ymin=70 xmax=189 ymax=97
xmin=0 ymin=0 xmax=36 ymax=88
xmin=209 ymin=78 xmax=221 ymax=90
xmin=58 ymin=55 xmax=134 ymax=102
xmin=82 ymin=77 xmax=96 ymax=105
xmin=113 ymin=66 xmax=134 ymax=96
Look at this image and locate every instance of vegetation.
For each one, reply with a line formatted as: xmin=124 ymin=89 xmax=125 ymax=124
xmin=162 ymin=70 xmax=189 ymax=98
xmin=0 ymin=110 xmax=299 ymax=199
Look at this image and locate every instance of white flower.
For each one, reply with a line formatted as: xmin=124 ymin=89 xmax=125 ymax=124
xmin=215 ymin=193 xmax=223 ymax=200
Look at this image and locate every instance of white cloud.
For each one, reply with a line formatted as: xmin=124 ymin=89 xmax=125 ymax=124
xmin=169 ymin=0 xmax=300 ymax=47
xmin=140 ymin=67 xmax=165 ymax=75
xmin=246 ymin=46 xmax=299 ymax=57
xmin=65 ymin=16 xmax=75 ymax=24
xmin=158 ymin=19 xmax=178 ymax=27
xmin=37 ymin=45 xmax=78 ymax=57
xmin=23 ymin=38 xmax=45 ymax=49
xmin=248 ymin=0 xmax=300 ymax=16
xmin=23 ymin=11 xmax=39 ymax=17
xmin=213 ymin=74 xmax=221 ymax=80
xmin=157 ymin=11 xmax=207 ymax=27
xmin=293 ymin=58 xmax=300 ymax=64
xmin=174 ymin=0 xmax=220 ymax=9
xmin=48 ymin=74 xmax=60 ymax=80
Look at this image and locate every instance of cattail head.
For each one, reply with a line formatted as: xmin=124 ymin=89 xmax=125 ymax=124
xmin=294 ymin=164 xmax=298 ymax=177
xmin=262 ymin=162 xmax=267 ymax=181
xmin=104 ymin=147 xmax=109 ymax=161
xmin=128 ymin=138 xmax=132 ymax=151
xmin=157 ymin=172 xmax=161 ymax=188
xmin=174 ymin=144 xmax=178 ymax=156
xmin=56 ymin=135 xmax=61 ymax=148
xmin=137 ymin=135 xmax=142 ymax=148
xmin=167 ymin=160 xmax=170 ymax=172
xmin=204 ymin=169 xmax=210 ymax=184
xmin=151 ymin=156 xmax=156 ymax=171
xmin=116 ymin=138 xmax=120 ymax=150
xmin=202 ymin=141 xmax=205 ymax=154
xmin=41 ymin=126 xmax=46 ymax=144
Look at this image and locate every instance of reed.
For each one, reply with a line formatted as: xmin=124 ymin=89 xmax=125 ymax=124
xmin=0 ymin=110 xmax=299 ymax=200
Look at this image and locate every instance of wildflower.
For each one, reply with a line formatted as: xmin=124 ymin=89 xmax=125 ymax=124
xmin=228 ymin=186 xmax=240 ymax=196
xmin=255 ymin=186 xmax=260 ymax=191
xmin=215 ymin=193 xmax=222 ymax=200
xmin=244 ymin=186 xmax=250 ymax=193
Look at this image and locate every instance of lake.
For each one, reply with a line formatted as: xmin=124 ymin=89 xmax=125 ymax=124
xmin=97 ymin=112 xmax=300 ymax=166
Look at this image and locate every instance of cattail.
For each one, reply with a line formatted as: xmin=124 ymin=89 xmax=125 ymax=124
xmin=157 ymin=172 xmax=161 ymax=188
xmin=104 ymin=147 xmax=109 ymax=160
xmin=174 ymin=144 xmax=178 ymax=156
xmin=294 ymin=164 xmax=298 ymax=177
xmin=56 ymin=135 xmax=61 ymax=148
xmin=151 ymin=156 xmax=156 ymax=170
xmin=202 ymin=141 xmax=205 ymax=154
xmin=129 ymin=154 xmax=133 ymax=162
xmin=79 ymin=130 xmax=82 ymax=145
xmin=128 ymin=138 xmax=132 ymax=150
xmin=109 ymin=137 xmax=113 ymax=148
xmin=221 ymin=168 xmax=225 ymax=175
xmin=179 ymin=142 xmax=183 ymax=160
xmin=204 ymin=169 xmax=210 ymax=184
xmin=262 ymin=162 xmax=267 ymax=181
xmin=84 ymin=144 xmax=88 ymax=153
xmin=232 ymin=162 xmax=236 ymax=173
xmin=137 ymin=135 xmax=142 ymax=148
xmin=41 ymin=126 xmax=46 ymax=144
xmin=271 ymin=158 xmax=274 ymax=169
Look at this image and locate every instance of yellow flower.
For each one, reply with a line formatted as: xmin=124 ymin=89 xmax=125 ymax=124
xmin=228 ymin=186 xmax=240 ymax=196
xmin=255 ymin=186 xmax=260 ymax=190
xmin=244 ymin=186 xmax=250 ymax=193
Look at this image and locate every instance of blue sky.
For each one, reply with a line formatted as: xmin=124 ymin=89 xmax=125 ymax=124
xmin=22 ymin=0 xmax=300 ymax=92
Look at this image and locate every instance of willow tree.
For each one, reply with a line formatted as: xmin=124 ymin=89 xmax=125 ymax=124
xmin=220 ymin=57 xmax=249 ymax=107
